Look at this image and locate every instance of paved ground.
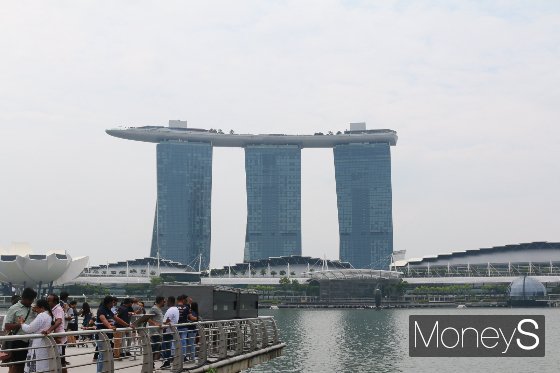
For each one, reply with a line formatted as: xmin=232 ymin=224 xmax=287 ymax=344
xmin=64 ymin=342 xmax=166 ymax=372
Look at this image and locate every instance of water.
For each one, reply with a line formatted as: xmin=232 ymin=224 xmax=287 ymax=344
xmin=247 ymin=308 xmax=559 ymax=373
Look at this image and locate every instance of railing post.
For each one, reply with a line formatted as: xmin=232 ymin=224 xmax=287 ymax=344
xmin=248 ymin=320 xmax=257 ymax=351
xmin=45 ymin=335 xmax=62 ymax=373
xmin=259 ymin=319 xmax=268 ymax=348
xmin=169 ymin=325 xmax=183 ymax=373
xmin=98 ymin=331 xmax=114 ymax=373
xmin=269 ymin=317 xmax=279 ymax=344
xmin=234 ymin=320 xmax=243 ymax=356
xmin=197 ymin=323 xmax=207 ymax=364
xmin=217 ymin=322 xmax=227 ymax=359
xmin=136 ymin=328 xmax=153 ymax=373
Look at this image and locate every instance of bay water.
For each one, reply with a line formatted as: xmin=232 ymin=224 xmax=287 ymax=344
xmin=247 ymin=308 xmax=558 ymax=373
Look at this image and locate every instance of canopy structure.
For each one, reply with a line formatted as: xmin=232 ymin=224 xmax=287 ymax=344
xmin=306 ymin=269 xmax=401 ymax=280
xmin=0 ymin=252 xmax=88 ymax=287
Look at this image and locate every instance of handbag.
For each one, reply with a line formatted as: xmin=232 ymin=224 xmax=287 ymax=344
xmin=0 ymin=334 xmax=13 ymax=363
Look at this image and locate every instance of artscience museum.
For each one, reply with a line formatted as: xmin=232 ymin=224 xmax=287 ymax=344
xmin=0 ymin=252 xmax=88 ymax=291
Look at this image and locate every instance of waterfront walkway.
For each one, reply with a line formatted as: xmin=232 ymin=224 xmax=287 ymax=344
xmin=0 ymin=316 xmax=284 ymax=373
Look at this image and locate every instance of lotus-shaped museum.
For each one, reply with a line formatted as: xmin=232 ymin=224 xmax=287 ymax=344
xmin=0 ymin=252 xmax=88 ymax=287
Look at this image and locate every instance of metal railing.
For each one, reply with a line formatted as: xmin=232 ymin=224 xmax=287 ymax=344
xmin=0 ymin=316 xmax=280 ymax=373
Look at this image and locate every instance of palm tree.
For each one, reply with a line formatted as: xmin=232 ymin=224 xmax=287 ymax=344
xmin=270 ymin=270 xmax=277 ymax=277
xmin=260 ymin=268 xmax=267 ymax=277
xmin=279 ymin=270 xmax=286 ymax=276
xmin=290 ymin=271 xmax=296 ymax=276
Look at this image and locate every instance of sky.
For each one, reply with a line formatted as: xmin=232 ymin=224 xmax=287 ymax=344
xmin=1 ymin=1 xmax=559 ymax=268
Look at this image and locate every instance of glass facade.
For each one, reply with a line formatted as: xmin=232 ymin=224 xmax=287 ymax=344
xmin=244 ymin=145 xmax=302 ymax=261
xmin=152 ymin=141 xmax=212 ymax=269
xmin=509 ymin=276 xmax=547 ymax=299
xmin=333 ymin=143 xmax=393 ymax=269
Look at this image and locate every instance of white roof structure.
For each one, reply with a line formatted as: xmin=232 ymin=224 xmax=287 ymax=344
xmin=306 ymin=269 xmax=402 ymax=280
xmin=393 ymin=242 xmax=560 ymax=268
xmin=0 ymin=252 xmax=88 ymax=286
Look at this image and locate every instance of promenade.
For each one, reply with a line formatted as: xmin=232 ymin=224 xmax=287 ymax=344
xmin=0 ymin=317 xmax=284 ymax=373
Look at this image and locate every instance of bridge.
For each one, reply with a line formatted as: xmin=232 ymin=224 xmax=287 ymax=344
xmin=0 ymin=316 xmax=284 ymax=373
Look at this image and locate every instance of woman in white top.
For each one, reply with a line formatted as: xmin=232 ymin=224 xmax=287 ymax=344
xmin=17 ymin=299 xmax=54 ymax=373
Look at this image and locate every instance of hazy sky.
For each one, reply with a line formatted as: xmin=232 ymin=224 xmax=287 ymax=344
xmin=1 ymin=1 xmax=559 ymax=268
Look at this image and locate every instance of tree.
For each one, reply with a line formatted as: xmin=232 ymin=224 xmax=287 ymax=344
xmin=270 ymin=270 xmax=277 ymax=277
xmin=279 ymin=270 xmax=286 ymax=276
xmin=279 ymin=276 xmax=290 ymax=285
xmin=336 ymin=131 xmax=342 ymax=135
xmin=291 ymin=279 xmax=300 ymax=291
xmin=260 ymin=268 xmax=267 ymax=277
xmin=148 ymin=276 xmax=164 ymax=295
xmin=290 ymin=271 xmax=296 ymax=276
xmin=229 ymin=129 xmax=235 ymax=134
xmin=251 ymin=269 xmax=257 ymax=276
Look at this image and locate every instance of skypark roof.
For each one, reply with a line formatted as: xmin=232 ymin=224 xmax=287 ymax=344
xmin=106 ymin=126 xmax=398 ymax=148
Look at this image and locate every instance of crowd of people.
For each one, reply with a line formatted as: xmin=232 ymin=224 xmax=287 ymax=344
xmin=2 ymin=289 xmax=201 ymax=372
xmin=149 ymin=294 xmax=200 ymax=369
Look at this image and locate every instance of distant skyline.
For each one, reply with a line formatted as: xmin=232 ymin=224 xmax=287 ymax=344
xmin=1 ymin=1 xmax=559 ymax=268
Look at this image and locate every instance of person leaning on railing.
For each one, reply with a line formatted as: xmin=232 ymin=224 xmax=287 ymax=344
xmin=160 ymin=296 xmax=178 ymax=370
xmin=176 ymin=295 xmax=190 ymax=360
xmin=147 ymin=296 xmax=167 ymax=367
xmin=185 ymin=302 xmax=199 ymax=361
xmin=45 ymin=294 xmax=67 ymax=367
xmin=113 ymin=298 xmax=135 ymax=359
xmin=95 ymin=295 xmax=117 ymax=373
xmin=2 ymin=288 xmax=37 ymax=373
xmin=17 ymin=299 xmax=54 ymax=373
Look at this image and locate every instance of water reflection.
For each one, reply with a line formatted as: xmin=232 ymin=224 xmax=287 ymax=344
xmin=247 ymin=308 xmax=560 ymax=373
xmin=247 ymin=309 xmax=404 ymax=372
xmin=337 ymin=310 xmax=402 ymax=373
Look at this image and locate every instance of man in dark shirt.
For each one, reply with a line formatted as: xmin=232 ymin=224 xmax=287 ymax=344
xmin=176 ymin=294 xmax=190 ymax=359
xmin=95 ymin=296 xmax=117 ymax=373
xmin=115 ymin=298 xmax=134 ymax=357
